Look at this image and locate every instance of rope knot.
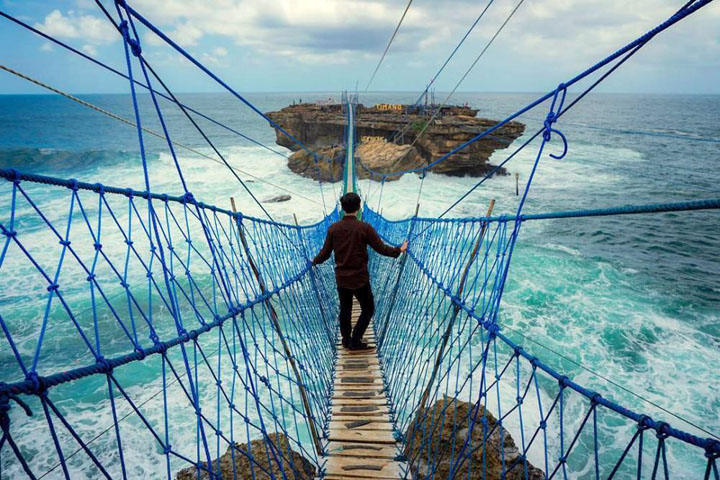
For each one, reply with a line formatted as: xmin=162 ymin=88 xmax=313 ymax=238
xmin=705 ymin=440 xmax=720 ymax=459
xmin=259 ymin=376 xmax=269 ymax=386
xmin=178 ymin=329 xmax=190 ymax=342
xmin=118 ymin=20 xmax=129 ymax=35
xmin=68 ymin=178 xmax=79 ymax=191
xmin=655 ymin=421 xmax=671 ymax=439
xmin=135 ymin=347 xmax=146 ymax=360
xmin=1 ymin=226 xmax=17 ymax=238
xmin=182 ymin=192 xmax=196 ymax=204
xmin=26 ymin=372 xmax=45 ymax=394
xmin=94 ymin=242 xmax=102 ymax=251
xmin=86 ymin=273 xmax=96 ymax=282
xmin=96 ymin=356 xmax=112 ymax=373
xmin=46 ymin=283 xmax=59 ymax=292
xmin=9 ymin=168 xmax=22 ymax=184
xmin=590 ymin=392 xmax=602 ymax=405
xmin=558 ymin=375 xmax=570 ymax=388
xmin=637 ymin=414 xmax=652 ymax=430
xmin=486 ymin=322 xmax=500 ymax=337
xmin=59 ymin=239 xmax=71 ymax=247
xmin=94 ymin=183 xmax=105 ymax=194
xmin=539 ymin=420 xmax=547 ymax=430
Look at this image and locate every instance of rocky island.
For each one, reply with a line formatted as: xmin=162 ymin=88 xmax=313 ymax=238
xmin=266 ymin=102 xmax=525 ymax=182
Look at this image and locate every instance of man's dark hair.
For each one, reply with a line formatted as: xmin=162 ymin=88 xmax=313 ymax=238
xmin=340 ymin=192 xmax=361 ymax=213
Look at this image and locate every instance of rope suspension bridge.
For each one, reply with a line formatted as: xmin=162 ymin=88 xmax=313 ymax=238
xmin=0 ymin=1 xmax=719 ymax=479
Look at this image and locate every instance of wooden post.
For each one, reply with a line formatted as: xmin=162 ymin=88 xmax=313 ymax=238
xmin=230 ymin=197 xmax=323 ymax=456
xmin=515 ymin=173 xmax=519 ymax=196
xmin=418 ymin=199 xmax=495 ymax=413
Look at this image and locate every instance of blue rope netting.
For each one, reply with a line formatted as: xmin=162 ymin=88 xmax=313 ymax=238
xmin=1 ymin=0 xmax=719 ymax=478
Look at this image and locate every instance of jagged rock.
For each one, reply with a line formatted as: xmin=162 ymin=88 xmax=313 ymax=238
xmin=404 ymin=396 xmax=544 ymax=479
xmin=266 ymin=104 xmax=525 ymax=181
xmin=176 ymin=433 xmax=315 ymax=480
xmin=287 ymin=145 xmax=345 ymax=182
xmin=286 ymin=141 xmax=425 ymax=182
xmin=264 ymin=194 xmax=292 ymax=203
xmin=355 ymin=141 xmax=425 ymax=181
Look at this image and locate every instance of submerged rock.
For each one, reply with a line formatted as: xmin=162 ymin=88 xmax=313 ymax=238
xmin=175 ymin=432 xmax=315 ymax=480
xmin=404 ymin=396 xmax=544 ymax=479
xmin=264 ymin=194 xmax=292 ymax=203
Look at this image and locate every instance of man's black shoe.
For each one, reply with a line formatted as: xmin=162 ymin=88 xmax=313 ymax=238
xmin=348 ymin=341 xmax=372 ymax=351
xmin=342 ymin=338 xmax=350 ymax=349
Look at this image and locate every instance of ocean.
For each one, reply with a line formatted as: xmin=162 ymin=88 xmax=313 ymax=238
xmin=0 ymin=91 xmax=718 ymax=478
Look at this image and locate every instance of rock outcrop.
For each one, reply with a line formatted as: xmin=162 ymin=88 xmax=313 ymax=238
xmin=266 ymin=103 xmax=525 ymax=181
xmin=404 ymin=397 xmax=544 ymax=479
xmin=176 ymin=433 xmax=315 ymax=480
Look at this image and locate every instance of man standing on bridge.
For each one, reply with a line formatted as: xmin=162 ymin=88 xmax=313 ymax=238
xmin=313 ymin=192 xmax=408 ymax=350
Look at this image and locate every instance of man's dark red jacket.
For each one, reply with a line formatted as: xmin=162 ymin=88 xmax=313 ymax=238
xmin=313 ymin=215 xmax=401 ymax=289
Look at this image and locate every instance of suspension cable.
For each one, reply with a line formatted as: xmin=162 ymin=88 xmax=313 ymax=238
xmin=388 ymin=0 xmax=526 ymax=175
xmin=364 ymin=0 xmax=414 ymax=91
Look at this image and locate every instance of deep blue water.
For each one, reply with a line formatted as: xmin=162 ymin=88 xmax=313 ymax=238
xmin=0 ymin=92 xmax=718 ymax=477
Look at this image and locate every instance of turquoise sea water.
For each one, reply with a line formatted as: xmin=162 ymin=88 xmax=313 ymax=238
xmin=0 ymin=92 xmax=718 ymax=477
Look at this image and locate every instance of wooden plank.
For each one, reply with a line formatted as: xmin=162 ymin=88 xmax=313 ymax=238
xmin=338 ymin=349 xmax=377 ymax=357
xmin=337 ymin=359 xmax=379 ymax=367
xmin=337 ymin=369 xmax=380 ymax=376
xmin=328 ymin=428 xmax=396 ymax=444
xmin=336 ymin=364 xmax=381 ymax=378
xmin=333 ymin=405 xmax=390 ymax=415
xmin=334 ymin=384 xmax=385 ymax=392
xmin=323 ymin=308 xmax=403 ymax=477
xmin=325 ymin=441 xmax=398 ymax=459
xmin=332 ymin=391 xmax=384 ymax=400
xmin=329 ymin=420 xmax=393 ymax=431
xmin=325 ymin=456 xmax=407 ymax=479
xmin=330 ymin=414 xmax=392 ymax=423
xmin=332 ymin=398 xmax=387 ymax=406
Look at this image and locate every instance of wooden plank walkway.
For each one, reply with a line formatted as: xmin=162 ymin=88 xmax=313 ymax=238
xmin=322 ymin=301 xmax=408 ymax=479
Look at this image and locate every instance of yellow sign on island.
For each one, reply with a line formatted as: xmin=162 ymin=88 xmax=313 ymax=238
xmin=375 ymin=104 xmax=404 ymax=111
xmin=361 ymin=135 xmax=386 ymax=143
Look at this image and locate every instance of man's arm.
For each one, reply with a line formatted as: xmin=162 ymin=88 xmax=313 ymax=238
xmin=312 ymin=228 xmax=333 ymax=264
xmin=366 ymin=224 xmax=403 ymax=258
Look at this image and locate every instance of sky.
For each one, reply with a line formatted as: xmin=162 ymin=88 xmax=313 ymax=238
xmin=0 ymin=0 xmax=718 ymax=95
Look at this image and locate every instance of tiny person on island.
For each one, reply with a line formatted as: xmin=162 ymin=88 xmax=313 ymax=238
xmin=312 ymin=192 xmax=408 ymax=350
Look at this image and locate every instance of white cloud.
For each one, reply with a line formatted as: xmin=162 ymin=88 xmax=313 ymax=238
xmin=33 ymin=9 xmax=117 ymax=45
xmin=81 ymin=44 xmax=98 ymax=56
xmin=32 ymin=0 xmax=720 ymax=83
xmin=40 ymin=42 xmax=54 ymax=52
xmin=123 ymin=0 xmax=719 ymax=71
xmin=201 ymin=47 xmax=230 ymax=65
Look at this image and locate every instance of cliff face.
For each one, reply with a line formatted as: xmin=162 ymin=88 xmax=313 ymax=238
xmin=266 ymin=103 xmax=525 ymax=182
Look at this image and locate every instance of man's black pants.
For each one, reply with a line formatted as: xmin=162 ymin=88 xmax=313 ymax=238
xmin=337 ymin=283 xmax=375 ymax=346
